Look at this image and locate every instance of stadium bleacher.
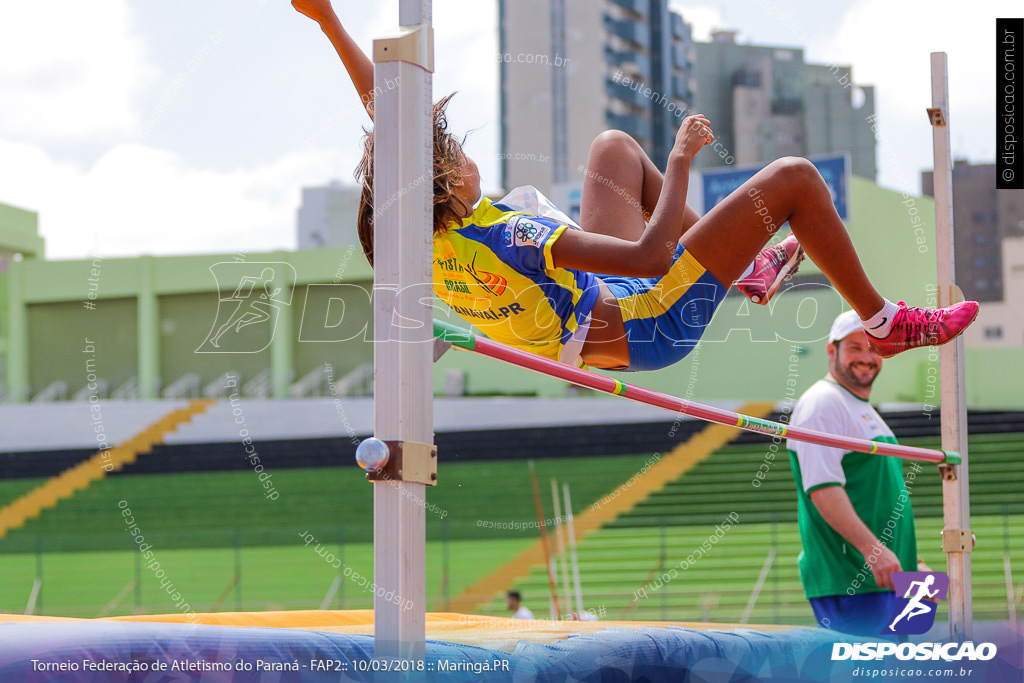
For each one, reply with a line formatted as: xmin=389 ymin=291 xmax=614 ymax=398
xmin=0 ymin=397 xmax=717 ymax=477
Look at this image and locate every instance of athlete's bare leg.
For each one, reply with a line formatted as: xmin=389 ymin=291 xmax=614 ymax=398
xmin=680 ymin=157 xmax=885 ymax=319
xmin=578 ymin=130 xmax=700 ymax=242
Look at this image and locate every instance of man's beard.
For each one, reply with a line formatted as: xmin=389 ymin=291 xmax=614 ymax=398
xmin=832 ymin=358 xmax=879 ymax=392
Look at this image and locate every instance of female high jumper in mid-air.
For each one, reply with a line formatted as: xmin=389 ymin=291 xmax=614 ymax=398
xmin=293 ymin=0 xmax=978 ymax=372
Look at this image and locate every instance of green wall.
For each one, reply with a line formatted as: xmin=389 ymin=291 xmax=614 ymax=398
xmin=2 ymin=249 xmax=374 ymax=400
xmin=0 ymin=202 xmax=44 ymax=257
xmin=28 ymin=298 xmax=138 ymax=396
xmin=292 ymin=281 xmax=374 ymax=380
xmin=965 ymin=348 xmax=1024 ymax=408
xmin=158 ymin=292 xmax=271 ymax=390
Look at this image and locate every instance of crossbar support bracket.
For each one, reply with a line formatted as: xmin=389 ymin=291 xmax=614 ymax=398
xmin=367 ymin=440 xmax=438 ymax=486
xmin=941 ymin=529 xmax=974 ymax=553
xmin=938 ymin=462 xmax=958 ymax=481
xmin=433 ymin=337 xmax=452 ymax=362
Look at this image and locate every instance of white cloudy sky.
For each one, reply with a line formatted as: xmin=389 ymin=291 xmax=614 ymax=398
xmin=0 ymin=0 xmax=1016 ymax=259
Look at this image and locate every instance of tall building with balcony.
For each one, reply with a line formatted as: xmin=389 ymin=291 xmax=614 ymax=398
xmin=692 ymin=31 xmax=877 ymax=179
xmin=922 ymin=162 xmax=1004 ymax=303
xmin=921 ymin=161 xmax=1024 ymax=348
xmin=498 ymin=0 xmax=696 ymax=199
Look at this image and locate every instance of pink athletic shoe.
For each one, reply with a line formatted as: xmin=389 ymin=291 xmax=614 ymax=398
xmin=867 ymin=300 xmax=980 ymax=358
xmin=736 ymin=234 xmax=805 ymax=305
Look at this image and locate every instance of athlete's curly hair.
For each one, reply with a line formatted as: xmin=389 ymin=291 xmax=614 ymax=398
xmin=355 ymin=94 xmax=470 ymax=266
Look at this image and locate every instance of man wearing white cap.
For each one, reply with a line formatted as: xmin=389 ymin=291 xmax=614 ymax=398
xmin=787 ymin=310 xmax=921 ymax=635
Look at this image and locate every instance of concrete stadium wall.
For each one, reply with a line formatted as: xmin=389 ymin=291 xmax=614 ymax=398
xmin=28 ymin=298 xmax=138 ymax=393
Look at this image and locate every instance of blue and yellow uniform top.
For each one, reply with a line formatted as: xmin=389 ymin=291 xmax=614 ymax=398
xmin=433 ymin=197 xmax=598 ymax=366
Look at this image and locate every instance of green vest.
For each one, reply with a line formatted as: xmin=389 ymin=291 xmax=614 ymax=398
xmin=789 ymin=442 xmax=918 ymax=599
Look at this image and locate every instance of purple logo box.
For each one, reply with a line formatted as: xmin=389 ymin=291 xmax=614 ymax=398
xmin=892 ymin=572 xmax=949 ymax=601
xmin=884 ymin=571 xmax=949 ymax=635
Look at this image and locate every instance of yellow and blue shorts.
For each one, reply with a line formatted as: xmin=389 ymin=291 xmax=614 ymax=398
xmin=599 ymin=243 xmax=726 ymax=372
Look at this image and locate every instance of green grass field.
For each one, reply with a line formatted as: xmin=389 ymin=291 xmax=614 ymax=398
xmin=0 ymin=538 xmax=533 ymax=618
xmin=487 ymin=515 xmax=1023 ymax=625
xmin=0 ymin=454 xmax=654 ymax=616
xmin=1 ymin=433 xmax=1020 ymax=624
xmin=5 ymin=515 xmax=1017 ymax=624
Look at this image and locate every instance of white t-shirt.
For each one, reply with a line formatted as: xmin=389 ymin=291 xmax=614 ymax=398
xmin=786 ymin=376 xmax=895 ymax=491
xmin=513 ymin=606 xmax=535 ymax=620
xmin=786 ymin=376 xmax=915 ymax=599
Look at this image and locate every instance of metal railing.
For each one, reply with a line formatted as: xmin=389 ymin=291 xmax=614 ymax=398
xmin=290 ymin=364 xmax=331 ymax=398
xmin=330 ymin=362 xmax=374 ymax=397
xmin=31 ymin=381 xmax=68 ymax=403
xmin=203 ymin=372 xmax=239 ymax=399
xmin=161 ymin=373 xmax=200 ymax=400
xmin=111 ymin=376 xmax=140 ymax=401
xmin=72 ymin=378 xmax=108 ymax=402
xmin=242 ymin=370 xmax=272 ymax=399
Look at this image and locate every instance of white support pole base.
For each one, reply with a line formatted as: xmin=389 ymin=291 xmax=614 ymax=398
xmin=373 ymin=482 xmax=426 ymax=658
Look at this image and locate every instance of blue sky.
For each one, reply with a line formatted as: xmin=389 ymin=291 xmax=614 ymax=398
xmin=0 ymin=0 xmax=1016 ymax=259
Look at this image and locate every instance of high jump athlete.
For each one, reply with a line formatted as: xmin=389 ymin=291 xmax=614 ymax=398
xmin=293 ymin=0 xmax=978 ymax=371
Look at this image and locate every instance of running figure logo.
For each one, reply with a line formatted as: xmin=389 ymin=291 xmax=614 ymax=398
xmin=197 ymin=262 xmax=296 ymax=353
xmin=884 ymin=571 xmax=949 ymax=635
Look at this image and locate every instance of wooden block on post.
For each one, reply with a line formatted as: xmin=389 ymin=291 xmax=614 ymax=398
xmin=366 ymin=441 xmax=438 ymax=487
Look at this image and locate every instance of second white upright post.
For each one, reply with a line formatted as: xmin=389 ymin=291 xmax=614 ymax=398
xmin=929 ymin=51 xmax=973 ymax=641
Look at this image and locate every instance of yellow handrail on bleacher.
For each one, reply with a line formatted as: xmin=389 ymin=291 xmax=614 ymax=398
xmin=0 ymin=400 xmax=216 ymax=538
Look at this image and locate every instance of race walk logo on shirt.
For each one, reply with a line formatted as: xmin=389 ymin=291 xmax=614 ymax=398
xmin=884 ymin=571 xmax=948 ymax=635
xmin=505 ymin=215 xmax=551 ymax=249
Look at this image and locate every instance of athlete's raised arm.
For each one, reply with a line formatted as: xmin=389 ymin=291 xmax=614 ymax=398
xmin=293 ymin=0 xmax=375 ymax=119
xmin=550 ymin=115 xmax=714 ymax=277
